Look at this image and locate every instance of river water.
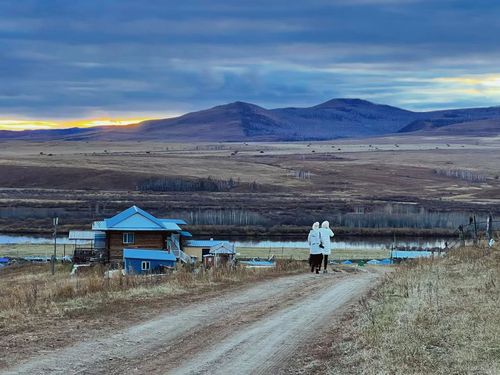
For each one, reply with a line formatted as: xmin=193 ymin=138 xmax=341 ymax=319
xmin=234 ymin=237 xmax=449 ymax=251
xmin=0 ymin=233 xmax=450 ymax=251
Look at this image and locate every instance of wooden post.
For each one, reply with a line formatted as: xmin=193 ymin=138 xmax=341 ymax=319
xmin=458 ymin=225 xmax=465 ymax=248
xmin=51 ymin=217 xmax=58 ymax=275
xmin=473 ymin=215 xmax=478 ymax=246
xmin=486 ymin=214 xmax=493 ymax=241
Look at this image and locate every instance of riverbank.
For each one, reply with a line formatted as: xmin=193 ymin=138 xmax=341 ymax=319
xmin=0 ymin=235 xmax=447 ymax=260
xmin=288 ymin=245 xmax=500 ymax=374
xmin=0 ymin=224 xmax=458 ymax=238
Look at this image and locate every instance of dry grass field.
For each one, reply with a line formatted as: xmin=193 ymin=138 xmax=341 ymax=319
xmin=236 ymin=246 xmax=390 ymax=260
xmin=289 ymin=245 xmax=500 ymax=374
xmin=0 ymin=243 xmax=72 ymax=257
xmin=0 ymin=243 xmax=390 ymax=261
xmin=0 ymin=259 xmax=306 ymax=369
xmin=0 ymin=135 xmax=499 ymax=234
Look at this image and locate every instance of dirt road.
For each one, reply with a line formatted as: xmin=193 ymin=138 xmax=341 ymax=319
xmin=2 ymin=270 xmax=381 ymax=375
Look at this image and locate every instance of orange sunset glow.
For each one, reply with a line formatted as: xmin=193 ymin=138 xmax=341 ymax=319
xmin=0 ymin=118 xmax=154 ymax=131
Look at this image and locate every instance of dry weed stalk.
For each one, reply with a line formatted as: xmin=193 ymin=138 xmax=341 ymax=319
xmin=325 ymin=245 xmax=500 ymax=374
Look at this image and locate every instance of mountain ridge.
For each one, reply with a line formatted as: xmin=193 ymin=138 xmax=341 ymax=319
xmin=2 ymin=99 xmax=500 ymax=141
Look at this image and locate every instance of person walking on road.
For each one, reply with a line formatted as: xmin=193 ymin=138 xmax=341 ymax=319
xmin=308 ymin=222 xmax=323 ymax=274
xmin=319 ymin=221 xmax=334 ymax=273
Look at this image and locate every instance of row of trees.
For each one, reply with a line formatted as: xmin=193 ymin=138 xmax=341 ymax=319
xmin=246 ymin=209 xmax=485 ymax=229
xmin=173 ymin=209 xmax=268 ymax=226
xmin=137 ymin=176 xmax=242 ymax=192
xmin=288 ymin=169 xmax=312 ymax=180
xmin=335 ymin=211 xmax=479 ymax=229
xmin=434 ymin=169 xmax=487 ymax=183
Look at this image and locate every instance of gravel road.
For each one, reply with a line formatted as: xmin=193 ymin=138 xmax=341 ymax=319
xmin=2 ymin=270 xmax=381 ymax=375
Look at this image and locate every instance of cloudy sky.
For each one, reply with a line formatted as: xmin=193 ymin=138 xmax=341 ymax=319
xmin=1 ymin=0 xmax=500 ymax=129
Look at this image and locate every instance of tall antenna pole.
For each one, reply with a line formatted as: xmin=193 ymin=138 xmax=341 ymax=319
xmin=51 ymin=216 xmax=58 ymax=275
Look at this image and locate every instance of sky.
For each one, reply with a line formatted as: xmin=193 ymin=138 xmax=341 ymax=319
xmin=1 ymin=0 xmax=500 ymax=130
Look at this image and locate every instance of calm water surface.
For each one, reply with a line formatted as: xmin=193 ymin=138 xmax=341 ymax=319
xmin=1 ymin=234 xmax=453 ymax=250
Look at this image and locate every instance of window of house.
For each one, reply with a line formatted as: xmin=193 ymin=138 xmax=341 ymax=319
xmin=123 ymin=232 xmax=135 ymax=244
xmin=141 ymin=261 xmax=150 ymax=271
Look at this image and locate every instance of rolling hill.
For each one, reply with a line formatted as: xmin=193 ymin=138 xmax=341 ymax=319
xmin=1 ymin=99 xmax=500 ymax=141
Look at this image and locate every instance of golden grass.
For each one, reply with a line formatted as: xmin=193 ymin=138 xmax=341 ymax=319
xmin=1 ymin=244 xmax=391 ymax=260
xmin=0 ymin=260 xmax=305 ymax=334
xmin=0 ymin=243 xmax=70 ymax=257
xmin=236 ymin=246 xmax=390 ymax=260
xmin=322 ymin=245 xmax=500 ymax=374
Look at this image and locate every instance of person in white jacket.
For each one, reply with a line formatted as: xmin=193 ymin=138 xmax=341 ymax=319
xmin=319 ymin=221 xmax=334 ymax=273
xmin=308 ymin=222 xmax=323 ymax=274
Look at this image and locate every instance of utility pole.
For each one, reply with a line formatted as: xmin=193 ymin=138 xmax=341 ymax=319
xmin=51 ymin=216 xmax=59 ymax=275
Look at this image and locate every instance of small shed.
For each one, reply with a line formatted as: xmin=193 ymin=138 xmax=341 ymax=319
xmin=183 ymin=239 xmax=227 ymax=262
xmin=209 ymin=242 xmax=236 ymax=268
xmin=123 ymin=249 xmax=176 ymax=274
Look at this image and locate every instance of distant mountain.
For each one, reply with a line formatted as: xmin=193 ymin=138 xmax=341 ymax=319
xmin=399 ymin=119 xmax=500 ymax=136
xmin=2 ymin=99 xmax=500 ymax=141
xmin=398 ymin=105 xmax=500 ymax=134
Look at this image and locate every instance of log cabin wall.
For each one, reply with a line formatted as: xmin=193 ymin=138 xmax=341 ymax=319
xmin=107 ymin=231 xmax=167 ymax=262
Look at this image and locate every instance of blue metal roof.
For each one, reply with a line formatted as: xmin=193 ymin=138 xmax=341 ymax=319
xmin=68 ymin=230 xmax=105 ymax=240
xmin=92 ymin=206 xmax=181 ymax=231
xmin=180 ymin=231 xmax=193 ymax=237
xmin=106 ymin=205 xmax=163 ymax=227
xmin=160 ymin=218 xmax=187 ymax=225
xmin=391 ymin=250 xmax=433 ymax=259
xmin=123 ymin=249 xmax=177 ymax=261
xmin=185 ymin=240 xmax=226 ymax=247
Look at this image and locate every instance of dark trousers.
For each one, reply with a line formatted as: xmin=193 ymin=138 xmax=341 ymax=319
xmin=310 ymin=254 xmax=323 ymax=273
xmin=323 ymin=254 xmax=329 ymax=270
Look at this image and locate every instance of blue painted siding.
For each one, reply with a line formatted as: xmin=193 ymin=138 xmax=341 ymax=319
xmin=124 ymin=257 xmax=176 ymax=274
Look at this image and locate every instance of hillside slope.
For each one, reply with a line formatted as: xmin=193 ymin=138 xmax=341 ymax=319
xmin=2 ymin=99 xmax=500 ymax=141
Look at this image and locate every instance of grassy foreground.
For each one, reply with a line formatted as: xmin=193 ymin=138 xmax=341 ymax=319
xmin=307 ymin=246 xmax=500 ymax=374
xmin=0 ymin=260 xmax=304 ymax=336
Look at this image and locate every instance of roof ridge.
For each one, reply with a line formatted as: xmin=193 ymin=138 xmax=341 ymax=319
xmin=106 ymin=205 xmax=164 ymax=228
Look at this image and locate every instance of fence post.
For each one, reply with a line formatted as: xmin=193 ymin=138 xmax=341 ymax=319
xmin=486 ymin=214 xmax=493 ymax=241
xmin=473 ymin=215 xmax=478 ymax=246
xmin=458 ymin=225 xmax=465 ymax=248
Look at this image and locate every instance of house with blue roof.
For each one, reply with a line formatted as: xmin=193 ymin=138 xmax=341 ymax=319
xmin=123 ymin=249 xmax=177 ymax=274
xmin=90 ymin=205 xmax=192 ymax=264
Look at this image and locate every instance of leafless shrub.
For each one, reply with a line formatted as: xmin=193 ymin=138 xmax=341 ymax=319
xmin=434 ymin=168 xmax=487 ymax=183
xmin=288 ymin=169 xmax=312 ymax=180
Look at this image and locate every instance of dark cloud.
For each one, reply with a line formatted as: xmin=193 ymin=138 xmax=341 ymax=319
xmin=0 ymin=0 xmax=499 ymax=119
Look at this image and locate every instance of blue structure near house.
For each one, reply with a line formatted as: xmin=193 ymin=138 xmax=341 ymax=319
xmin=391 ymin=250 xmax=433 ymax=259
xmin=123 ymin=249 xmax=176 ymax=274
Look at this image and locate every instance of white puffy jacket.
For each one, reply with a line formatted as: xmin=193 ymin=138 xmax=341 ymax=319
xmin=319 ymin=227 xmax=334 ymax=255
xmin=308 ymin=229 xmax=322 ymax=254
